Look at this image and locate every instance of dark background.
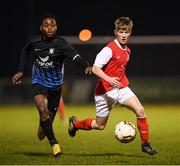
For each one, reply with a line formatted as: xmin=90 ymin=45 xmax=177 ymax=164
xmin=1 ymin=0 xmax=180 ymax=78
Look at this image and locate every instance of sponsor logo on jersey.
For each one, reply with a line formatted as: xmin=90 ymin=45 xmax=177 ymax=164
xmin=36 ymin=58 xmax=54 ymax=68
xmin=49 ymin=48 xmax=55 ymax=54
xmin=34 ymin=48 xmax=40 ymax=51
xmin=39 ymin=56 xmax=49 ymax=62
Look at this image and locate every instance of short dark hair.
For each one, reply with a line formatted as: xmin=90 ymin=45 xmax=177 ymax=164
xmin=40 ymin=13 xmax=57 ymax=25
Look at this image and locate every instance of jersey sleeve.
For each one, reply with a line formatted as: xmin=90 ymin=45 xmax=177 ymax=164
xmin=62 ymin=39 xmax=91 ymax=70
xmin=93 ymin=46 xmax=112 ymax=68
xmin=62 ymin=38 xmax=78 ymax=59
xmin=18 ymin=37 xmax=32 ymax=73
xmin=73 ymin=54 xmax=91 ymax=69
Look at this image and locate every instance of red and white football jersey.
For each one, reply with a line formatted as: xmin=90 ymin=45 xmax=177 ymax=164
xmin=94 ymin=39 xmax=131 ymax=95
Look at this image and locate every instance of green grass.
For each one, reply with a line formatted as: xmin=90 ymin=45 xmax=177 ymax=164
xmin=0 ymin=103 xmax=180 ymax=165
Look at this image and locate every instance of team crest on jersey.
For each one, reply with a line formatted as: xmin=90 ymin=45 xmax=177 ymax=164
xmin=49 ymin=48 xmax=55 ymax=54
xmin=126 ymin=54 xmax=129 ymax=61
xmin=116 ymin=56 xmax=121 ymax=59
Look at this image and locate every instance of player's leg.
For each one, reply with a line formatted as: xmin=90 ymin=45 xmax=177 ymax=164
xmin=34 ymin=95 xmax=57 ymax=145
xmin=32 ymin=84 xmax=52 ymax=141
xmin=121 ymin=87 xmax=157 ymax=155
xmin=37 ymin=114 xmax=55 ymax=141
xmin=37 ymin=111 xmax=56 ymax=141
xmin=48 ymin=86 xmax=62 ymax=122
xmin=34 ymin=94 xmax=61 ymax=156
xmin=47 ymin=87 xmax=62 ymax=156
xmin=68 ymin=116 xmax=95 ymax=137
xmin=68 ymin=116 xmax=109 ymax=137
xmin=32 ymin=83 xmax=46 ymax=140
xmin=122 ymin=95 xmax=148 ymax=143
xmin=32 ymin=83 xmax=61 ymax=156
xmin=68 ymin=90 xmax=115 ymax=137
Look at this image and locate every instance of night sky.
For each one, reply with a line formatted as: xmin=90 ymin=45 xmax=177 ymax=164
xmin=3 ymin=0 xmax=180 ymax=36
xmin=1 ymin=0 xmax=180 ymax=77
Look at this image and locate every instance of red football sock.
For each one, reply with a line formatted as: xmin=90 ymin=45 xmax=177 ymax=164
xmin=74 ymin=118 xmax=94 ymax=130
xmin=137 ymin=117 xmax=149 ymax=144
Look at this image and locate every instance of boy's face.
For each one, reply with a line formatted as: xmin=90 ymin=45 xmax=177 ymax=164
xmin=40 ymin=18 xmax=57 ymax=38
xmin=114 ymin=29 xmax=131 ymax=45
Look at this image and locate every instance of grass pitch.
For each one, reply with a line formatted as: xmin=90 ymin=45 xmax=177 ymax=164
xmin=0 ymin=103 xmax=180 ymax=165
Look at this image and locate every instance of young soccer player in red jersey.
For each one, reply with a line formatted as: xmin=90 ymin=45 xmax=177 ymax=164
xmin=68 ymin=17 xmax=157 ymax=155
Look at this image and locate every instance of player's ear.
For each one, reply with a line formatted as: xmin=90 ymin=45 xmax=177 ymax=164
xmin=114 ymin=30 xmax=117 ymax=36
xmin=40 ymin=26 xmax=42 ymax=32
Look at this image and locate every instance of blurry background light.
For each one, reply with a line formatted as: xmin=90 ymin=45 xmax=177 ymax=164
xmin=79 ymin=29 xmax=92 ymax=41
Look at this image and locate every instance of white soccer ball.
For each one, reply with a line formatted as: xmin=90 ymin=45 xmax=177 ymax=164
xmin=114 ymin=121 xmax=136 ymax=143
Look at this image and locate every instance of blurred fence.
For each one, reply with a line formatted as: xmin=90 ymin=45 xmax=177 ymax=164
xmin=0 ymin=76 xmax=180 ymax=104
xmin=1 ymin=35 xmax=180 ymax=104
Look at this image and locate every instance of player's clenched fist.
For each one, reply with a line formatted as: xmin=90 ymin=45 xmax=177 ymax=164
xmin=12 ymin=72 xmax=23 ymax=84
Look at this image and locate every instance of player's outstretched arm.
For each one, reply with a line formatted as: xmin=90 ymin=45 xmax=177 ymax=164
xmin=12 ymin=72 xmax=23 ymax=85
xmin=73 ymin=55 xmax=92 ymax=75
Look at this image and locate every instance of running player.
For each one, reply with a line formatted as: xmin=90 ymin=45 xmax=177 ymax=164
xmin=68 ymin=17 xmax=157 ymax=155
xmin=12 ymin=13 xmax=92 ymax=157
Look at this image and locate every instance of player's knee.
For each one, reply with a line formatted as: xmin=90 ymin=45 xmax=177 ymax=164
xmin=40 ymin=111 xmax=49 ymax=121
xmin=136 ymin=106 xmax=145 ymax=117
xmin=48 ymin=111 xmax=55 ymax=121
xmin=99 ymin=125 xmax=106 ymax=130
xmin=97 ymin=124 xmax=106 ymax=130
xmin=39 ymin=107 xmax=49 ymax=121
xmin=92 ymin=119 xmax=106 ymax=130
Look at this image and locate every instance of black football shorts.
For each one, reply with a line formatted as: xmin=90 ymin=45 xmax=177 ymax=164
xmin=32 ymin=83 xmax=62 ymax=112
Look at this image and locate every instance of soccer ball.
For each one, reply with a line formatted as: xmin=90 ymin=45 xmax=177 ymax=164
xmin=114 ymin=121 xmax=136 ymax=143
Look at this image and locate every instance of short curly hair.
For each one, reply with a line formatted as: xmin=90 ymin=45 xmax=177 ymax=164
xmin=40 ymin=13 xmax=57 ymax=25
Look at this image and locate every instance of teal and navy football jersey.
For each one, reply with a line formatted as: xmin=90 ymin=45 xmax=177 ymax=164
xmin=18 ymin=35 xmax=90 ymax=88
